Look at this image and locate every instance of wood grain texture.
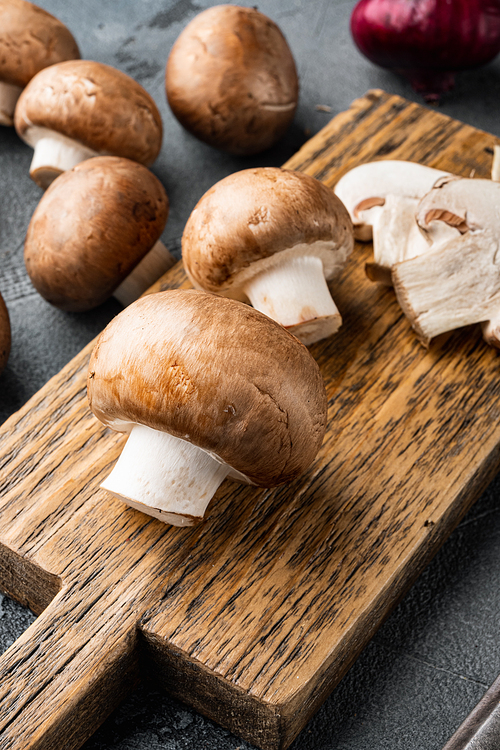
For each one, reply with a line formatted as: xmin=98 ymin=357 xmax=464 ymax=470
xmin=1 ymin=89 xmax=500 ymax=750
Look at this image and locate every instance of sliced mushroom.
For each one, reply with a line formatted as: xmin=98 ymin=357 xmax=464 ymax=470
xmin=0 ymin=0 xmax=79 ymax=126
xmin=182 ymin=167 xmax=354 ymax=345
xmin=334 ymin=160 xmax=457 ymax=282
xmin=14 ymin=60 xmax=162 ymax=188
xmin=87 ymin=290 xmax=327 ymax=526
xmin=0 ymin=292 xmax=11 ymax=374
xmin=24 ymin=157 xmax=172 ymax=311
xmin=165 ymin=5 xmax=298 ymax=155
xmin=392 ymin=177 xmax=500 ymax=346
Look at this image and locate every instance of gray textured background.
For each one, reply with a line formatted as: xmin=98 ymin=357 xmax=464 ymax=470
xmin=1 ymin=1 xmax=500 ymax=749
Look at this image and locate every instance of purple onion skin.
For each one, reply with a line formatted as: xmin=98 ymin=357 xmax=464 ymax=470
xmin=351 ymin=0 xmax=500 ymax=101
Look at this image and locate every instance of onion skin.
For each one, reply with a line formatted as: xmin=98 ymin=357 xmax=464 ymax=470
xmin=351 ymin=0 xmax=500 ymax=101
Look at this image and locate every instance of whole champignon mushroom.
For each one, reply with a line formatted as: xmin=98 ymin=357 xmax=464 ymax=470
xmin=165 ymin=4 xmax=299 ymax=155
xmin=87 ymin=289 xmax=327 ymax=527
xmin=0 ymin=292 xmax=11 ymax=374
xmin=14 ymin=60 xmax=162 ymax=189
xmin=182 ymin=167 xmax=354 ymax=346
xmin=392 ymin=176 xmax=500 ymax=347
xmin=23 ymin=156 xmax=171 ymax=311
xmin=0 ymin=0 xmax=79 ymax=126
xmin=333 ymin=160 xmax=458 ymax=284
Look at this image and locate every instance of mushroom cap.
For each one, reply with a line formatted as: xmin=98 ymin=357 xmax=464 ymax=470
xmin=87 ymin=289 xmax=327 ymax=487
xmin=165 ymin=4 xmax=299 ymax=155
xmin=14 ymin=60 xmax=162 ymax=165
xmin=182 ymin=167 xmax=354 ymax=296
xmin=0 ymin=292 xmax=10 ymax=375
xmin=24 ymin=156 xmax=169 ymax=312
xmin=0 ymin=0 xmax=80 ymax=88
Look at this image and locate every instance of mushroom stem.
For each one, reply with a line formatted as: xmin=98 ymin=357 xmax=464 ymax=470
xmin=101 ymin=423 xmax=230 ymax=526
xmin=113 ymin=240 xmax=175 ymax=307
xmin=28 ymin=129 xmax=97 ymax=188
xmin=242 ymin=254 xmax=342 ymax=346
xmin=393 ymin=231 xmax=500 ymax=345
xmin=0 ymin=82 xmax=23 ymax=127
xmin=492 ymin=145 xmax=500 ymax=182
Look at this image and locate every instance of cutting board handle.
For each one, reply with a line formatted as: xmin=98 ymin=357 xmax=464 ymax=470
xmin=0 ymin=586 xmax=140 ymax=749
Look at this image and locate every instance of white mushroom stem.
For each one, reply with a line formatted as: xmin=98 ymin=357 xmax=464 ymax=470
xmin=492 ymin=145 xmax=500 ymax=182
xmin=0 ymin=82 xmax=23 ymax=127
xmin=393 ymin=230 xmax=500 ymax=345
xmin=26 ymin=127 xmax=98 ymax=188
xmin=113 ymin=240 xmax=175 ymax=307
xmin=242 ymin=254 xmax=341 ymax=346
xmin=101 ymin=423 xmax=230 ymax=527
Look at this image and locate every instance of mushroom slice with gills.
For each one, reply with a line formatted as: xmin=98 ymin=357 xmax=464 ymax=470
xmin=392 ymin=177 xmax=500 ymax=346
xmin=0 ymin=0 xmax=80 ymax=127
xmin=333 ymin=160 xmax=453 ymax=281
xmin=182 ymin=167 xmax=354 ymax=346
xmin=23 ymin=156 xmax=172 ymax=312
xmin=14 ymin=60 xmax=162 ymax=188
xmin=0 ymin=292 xmax=11 ymax=375
xmin=87 ymin=289 xmax=327 ymax=527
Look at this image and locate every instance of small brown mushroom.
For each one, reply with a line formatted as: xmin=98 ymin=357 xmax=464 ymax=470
xmin=0 ymin=0 xmax=79 ymax=126
xmin=14 ymin=60 xmax=163 ymax=188
xmin=182 ymin=167 xmax=354 ymax=345
xmin=0 ymin=292 xmax=11 ymax=374
xmin=87 ymin=289 xmax=327 ymax=526
xmin=165 ymin=4 xmax=299 ymax=155
xmin=24 ymin=157 xmax=172 ymax=311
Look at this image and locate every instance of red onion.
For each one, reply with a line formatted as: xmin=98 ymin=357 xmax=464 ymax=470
xmin=351 ymin=0 xmax=500 ymax=102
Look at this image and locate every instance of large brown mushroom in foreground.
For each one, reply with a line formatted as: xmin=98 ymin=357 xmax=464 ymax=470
xmin=87 ymin=290 xmax=327 ymax=527
xmin=165 ymin=4 xmax=299 ymax=155
xmin=0 ymin=292 xmax=11 ymax=374
xmin=183 ymin=167 xmax=354 ymax=345
xmin=0 ymin=0 xmax=79 ymax=126
xmin=24 ymin=157 xmax=172 ymax=311
xmin=14 ymin=60 xmax=163 ymax=188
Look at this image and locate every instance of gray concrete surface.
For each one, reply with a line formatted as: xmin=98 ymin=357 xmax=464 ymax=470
xmin=1 ymin=1 xmax=500 ymax=748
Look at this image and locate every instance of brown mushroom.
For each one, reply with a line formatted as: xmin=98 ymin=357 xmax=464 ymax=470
xmin=182 ymin=167 xmax=354 ymax=345
xmin=14 ymin=60 xmax=163 ymax=188
xmin=0 ymin=0 xmax=79 ymax=126
xmin=165 ymin=4 xmax=299 ymax=155
xmin=87 ymin=289 xmax=327 ymax=526
xmin=24 ymin=157 xmax=172 ymax=311
xmin=0 ymin=292 xmax=11 ymax=374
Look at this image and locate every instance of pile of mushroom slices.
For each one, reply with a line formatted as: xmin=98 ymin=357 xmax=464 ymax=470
xmin=334 ymin=158 xmax=500 ymax=348
xmin=88 ymin=290 xmax=327 ymax=527
xmin=182 ymin=167 xmax=354 ymax=346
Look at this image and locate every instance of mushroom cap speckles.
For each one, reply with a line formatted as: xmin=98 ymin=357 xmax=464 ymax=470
xmin=24 ymin=156 xmax=169 ymax=312
xmin=0 ymin=292 xmax=11 ymax=375
xmin=165 ymin=4 xmax=298 ymax=155
xmin=0 ymin=0 xmax=80 ymax=88
xmin=87 ymin=290 xmax=327 ymax=487
xmin=182 ymin=167 xmax=354 ymax=294
xmin=14 ymin=60 xmax=162 ymax=165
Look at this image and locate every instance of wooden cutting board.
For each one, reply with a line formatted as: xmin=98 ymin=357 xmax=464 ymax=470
xmin=1 ymin=89 xmax=500 ymax=750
